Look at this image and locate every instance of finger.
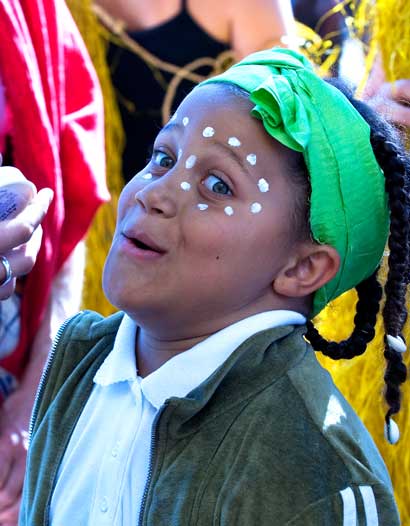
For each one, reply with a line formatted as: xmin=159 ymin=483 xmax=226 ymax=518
xmin=0 ymin=188 xmax=53 ymax=253
xmin=0 ymin=449 xmax=25 ymax=511
xmin=384 ymin=100 xmax=410 ymax=127
xmin=21 ymin=223 xmax=43 ymax=263
xmin=391 ymin=79 xmax=410 ymax=103
xmin=0 ymin=277 xmax=16 ymax=301
xmin=0 ymin=447 xmax=12 ymax=491
xmin=368 ymin=94 xmax=410 ymax=127
xmin=0 ymin=497 xmax=20 ymax=524
xmin=0 ymin=226 xmax=42 ymax=284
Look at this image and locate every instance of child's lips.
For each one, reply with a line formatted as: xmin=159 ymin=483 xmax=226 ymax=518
xmin=120 ymin=231 xmax=167 ymax=260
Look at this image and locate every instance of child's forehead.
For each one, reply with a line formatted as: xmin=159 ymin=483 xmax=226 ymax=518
xmin=170 ymin=84 xmax=293 ymax=165
xmin=176 ymin=84 xmax=253 ymax=126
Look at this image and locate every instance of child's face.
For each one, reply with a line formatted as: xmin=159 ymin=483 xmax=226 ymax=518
xmin=104 ymin=85 xmax=308 ymax=334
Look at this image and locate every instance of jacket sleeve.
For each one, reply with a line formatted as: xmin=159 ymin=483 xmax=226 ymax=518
xmin=285 ymin=484 xmax=400 ymax=526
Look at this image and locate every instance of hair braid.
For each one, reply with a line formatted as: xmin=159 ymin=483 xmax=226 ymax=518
xmin=306 ymin=271 xmax=382 ymax=360
xmin=370 ymin=132 xmax=409 ymax=430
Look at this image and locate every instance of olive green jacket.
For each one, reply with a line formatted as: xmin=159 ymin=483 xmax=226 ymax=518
xmin=20 ymin=310 xmax=400 ymax=525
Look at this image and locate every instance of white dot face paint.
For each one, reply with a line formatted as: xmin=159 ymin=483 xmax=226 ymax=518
xmin=250 ymin=202 xmax=262 ymax=214
xmin=257 ymin=178 xmax=269 ymax=193
xmin=202 ymin=126 xmax=215 ymax=138
xmin=197 ymin=203 xmax=208 ymax=211
xmin=182 ymin=116 xmax=189 ymax=126
xmin=180 ymin=181 xmax=191 ymax=191
xmin=224 ymin=206 xmax=234 ymax=216
xmin=228 ymin=137 xmax=241 ymax=147
xmin=142 ymin=172 xmax=153 ymax=180
xmin=185 ymin=155 xmax=197 ymax=169
xmin=246 ymin=153 xmax=257 ymax=166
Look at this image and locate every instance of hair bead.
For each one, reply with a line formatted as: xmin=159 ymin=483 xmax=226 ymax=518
xmin=384 ymin=418 xmax=400 ymax=445
xmin=386 ymin=335 xmax=407 ymax=353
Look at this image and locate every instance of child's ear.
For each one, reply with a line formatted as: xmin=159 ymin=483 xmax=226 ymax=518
xmin=273 ymin=242 xmax=340 ymax=299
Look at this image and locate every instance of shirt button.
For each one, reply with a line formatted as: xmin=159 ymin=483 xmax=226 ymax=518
xmin=100 ymin=496 xmax=109 ymax=513
xmin=111 ymin=441 xmax=120 ymax=457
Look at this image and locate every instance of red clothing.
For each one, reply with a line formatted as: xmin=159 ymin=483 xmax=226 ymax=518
xmin=0 ymin=0 xmax=109 ymax=378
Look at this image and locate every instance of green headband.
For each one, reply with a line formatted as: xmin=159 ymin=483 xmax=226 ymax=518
xmin=200 ymin=48 xmax=389 ymax=316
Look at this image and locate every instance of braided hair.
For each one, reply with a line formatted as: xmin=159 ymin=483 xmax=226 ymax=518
xmin=305 ymin=79 xmax=410 ymax=443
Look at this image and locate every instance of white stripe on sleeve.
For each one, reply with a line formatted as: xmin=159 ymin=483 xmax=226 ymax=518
xmin=340 ymin=487 xmax=357 ymax=526
xmin=359 ymin=486 xmax=379 ymax=526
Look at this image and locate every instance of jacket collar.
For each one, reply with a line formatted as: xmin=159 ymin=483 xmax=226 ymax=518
xmin=93 ymin=312 xmax=306 ymax=411
xmin=163 ymin=323 xmax=309 ymax=437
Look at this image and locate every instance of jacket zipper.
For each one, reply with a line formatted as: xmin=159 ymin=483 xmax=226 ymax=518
xmin=137 ymin=402 xmax=168 ymax=526
xmin=27 ymin=312 xmax=82 ymax=446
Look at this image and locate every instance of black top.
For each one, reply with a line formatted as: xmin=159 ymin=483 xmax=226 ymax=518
xmin=108 ymin=0 xmax=231 ymax=182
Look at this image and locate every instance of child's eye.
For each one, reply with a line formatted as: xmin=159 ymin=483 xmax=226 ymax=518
xmin=152 ymin=150 xmax=175 ymax=168
xmin=202 ymin=174 xmax=232 ymax=196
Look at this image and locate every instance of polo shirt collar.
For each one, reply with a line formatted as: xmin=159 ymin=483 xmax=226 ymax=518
xmin=94 ymin=310 xmax=305 ymax=409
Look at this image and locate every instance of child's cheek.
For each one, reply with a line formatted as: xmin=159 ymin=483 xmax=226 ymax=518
xmin=116 ymin=179 xmax=142 ymax=219
xmin=184 ymin=206 xmax=249 ymax=258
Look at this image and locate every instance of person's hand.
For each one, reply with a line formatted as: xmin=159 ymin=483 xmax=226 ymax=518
xmin=0 ymin=179 xmax=53 ymax=300
xmin=0 ymin=389 xmax=31 ymax=526
xmin=366 ymin=79 xmax=410 ymax=127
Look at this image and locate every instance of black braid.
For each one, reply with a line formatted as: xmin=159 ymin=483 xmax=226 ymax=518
xmin=305 ymin=79 xmax=410 ymax=433
xmin=370 ymin=132 xmax=409 ymax=424
xmin=306 ymin=271 xmax=382 ymax=360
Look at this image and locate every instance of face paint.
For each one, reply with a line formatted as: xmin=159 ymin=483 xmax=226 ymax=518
xmin=180 ymin=181 xmax=191 ymax=191
xmin=182 ymin=116 xmax=189 ymax=126
xmin=257 ymin=178 xmax=269 ymax=193
xmin=224 ymin=206 xmax=234 ymax=216
xmin=197 ymin=203 xmax=208 ymax=211
xmin=246 ymin=153 xmax=257 ymax=166
xmin=202 ymin=126 xmax=215 ymax=138
xmin=228 ymin=137 xmax=241 ymax=147
xmin=250 ymin=202 xmax=262 ymax=214
xmin=185 ymin=155 xmax=197 ymax=169
xmin=142 ymin=173 xmax=153 ymax=180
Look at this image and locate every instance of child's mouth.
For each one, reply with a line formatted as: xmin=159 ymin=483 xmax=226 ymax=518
xmin=122 ymin=231 xmax=167 ymax=258
xmin=133 ymin=238 xmax=155 ymax=251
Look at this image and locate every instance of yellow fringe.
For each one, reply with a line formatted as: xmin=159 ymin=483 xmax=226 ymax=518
xmin=317 ymin=266 xmax=410 ymax=520
xmin=67 ymin=0 xmax=124 ymax=316
xmin=295 ymin=21 xmax=342 ymax=77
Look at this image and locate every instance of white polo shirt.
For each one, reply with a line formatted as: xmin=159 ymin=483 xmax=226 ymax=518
xmin=50 ymin=310 xmax=305 ymax=525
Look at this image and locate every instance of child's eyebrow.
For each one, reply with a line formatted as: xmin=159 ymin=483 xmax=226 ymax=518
xmin=161 ymin=121 xmax=183 ymax=134
xmin=212 ymin=142 xmax=250 ymax=177
xmin=159 ymin=122 xmax=250 ymax=177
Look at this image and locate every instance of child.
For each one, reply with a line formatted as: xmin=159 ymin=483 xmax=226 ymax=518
xmin=20 ymin=48 xmax=408 ymax=525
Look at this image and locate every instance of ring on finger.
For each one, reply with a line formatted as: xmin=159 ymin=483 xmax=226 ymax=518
xmin=0 ymin=255 xmax=13 ymax=287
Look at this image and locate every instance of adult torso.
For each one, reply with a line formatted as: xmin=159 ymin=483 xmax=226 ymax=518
xmin=97 ymin=0 xmax=232 ymax=181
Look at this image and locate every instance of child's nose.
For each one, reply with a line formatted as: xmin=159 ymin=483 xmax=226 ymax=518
xmin=134 ymin=175 xmax=179 ymax=218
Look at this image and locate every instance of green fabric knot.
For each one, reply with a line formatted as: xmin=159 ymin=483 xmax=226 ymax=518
xmin=251 ymin=72 xmax=310 ymax=152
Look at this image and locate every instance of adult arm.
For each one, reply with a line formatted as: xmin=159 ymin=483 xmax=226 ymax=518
xmin=229 ymin=0 xmax=296 ymax=59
